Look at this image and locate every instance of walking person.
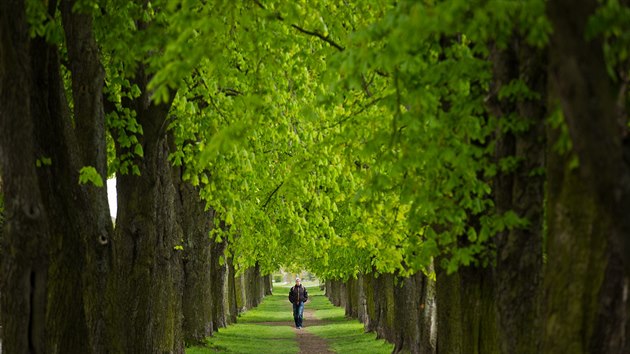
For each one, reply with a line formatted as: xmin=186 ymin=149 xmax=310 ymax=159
xmin=288 ymin=277 xmax=308 ymax=329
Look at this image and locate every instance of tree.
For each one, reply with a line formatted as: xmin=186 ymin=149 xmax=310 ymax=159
xmin=543 ymin=0 xmax=630 ymax=352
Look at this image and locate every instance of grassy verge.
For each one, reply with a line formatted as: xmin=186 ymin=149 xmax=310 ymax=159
xmin=186 ymin=323 xmax=297 ymax=354
xmin=187 ymin=285 xmax=298 ymax=354
xmin=305 ymin=287 xmax=393 ymax=354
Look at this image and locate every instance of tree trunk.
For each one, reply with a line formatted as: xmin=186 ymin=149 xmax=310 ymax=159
xmin=393 ymin=272 xmax=436 ymax=354
xmin=544 ymin=0 xmax=630 ymax=352
xmin=1 ymin=1 xmax=115 ymax=352
xmin=109 ymin=63 xmax=184 ymax=352
xmin=436 ymin=265 xmax=498 ymax=354
xmin=357 ymin=274 xmax=370 ymax=328
xmin=180 ymin=182 xmax=214 ymax=345
xmin=344 ymin=277 xmax=358 ymax=318
xmin=372 ymin=273 xmax=395 ymax=343
xmin=265 ymin=274 xmax=273 ymax=295
xmin=488 ymin=37 xmax=546 ymax=353
xmin=326 ymin=280 xmax=337 ymax=305
xmin=235 ymin=272 xmax=247 ymax=313
xmin=0 ymin=2 xmax=50 ymax=352
xmin=364 ymin=275 xmax=376 ymax=332
xmin=211 ymin=238 xmax=229 ymax=330
xmin=47 ymin=1 xmax=114 ymax=352
xmin=393 ymin=275 xmax=417 ymax=354
xmin=226 ymin=258 xmax=238 ymax=324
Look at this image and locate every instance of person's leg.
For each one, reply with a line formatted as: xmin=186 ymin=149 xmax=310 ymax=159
xmin=292 ymin=303 xmax=300 ymax=327
xmin=297 ymin=302 xmax=305 ymax=327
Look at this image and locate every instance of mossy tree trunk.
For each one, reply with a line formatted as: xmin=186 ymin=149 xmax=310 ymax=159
xmin=544 ymin=0 xmax=630 ymax=352
xmin=109 ymin=60 xmax=184 ymax=352
xmin=344 ymin=277 xmax=358 ymax=318
xmin=356 ymin=274 xmax=370 ymax=328
xmin=180 ymin=181 xmax=215 ymax=345
xmin=326 ymin=279 xmax=341 ymax=306
xmin=211 ymin=237 xmax=229 ymax=330
xmin=393 ymin=272 xmax=436 ymax=354
xmin=0 ymin=3 xmax=51 ymax=351
xmin=363 ymin=275 xmax=376 ymax=332
xmin=1 ymin=1 xmax=114 ymax=352
xmin=226 ymin=258 xmax=238 ymax=324
xmin=371 ymin=273 xmax=395 ymax=343
xmin=235 ymin=272 xmax=247 ymax=313
xmin=267 ymin=274 xmax=273 ymax=295
xmin=436 ymin=265 xmax=498 ymax=354
xmin=392 ymin=275 xmax=417 ymax=354
xmin=488 ymin=37 xmax=546 ymax=353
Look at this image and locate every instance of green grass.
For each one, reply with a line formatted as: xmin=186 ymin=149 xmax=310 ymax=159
xmin=306 ymin=321 xmax=393 ymax=354
xmin=237 ymin=288 xmax=294 ymax=323
xmin=187 ymin=323 xmax=297 ymax=354
xmin=186 ymin=284 xmax=393 ymax=354
xmin=305 ymin=287 xmax=393 ymax=354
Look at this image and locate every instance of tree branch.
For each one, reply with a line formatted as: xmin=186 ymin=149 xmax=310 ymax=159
xmin=262 ymin=181 xmax=284 ymax=209
xmin=252 ymin=0 xmax=345 ymax=52
xmin=290 ymin=24 xmax=345 ymax=51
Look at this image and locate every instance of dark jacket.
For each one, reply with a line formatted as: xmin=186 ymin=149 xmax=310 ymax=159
xmin=288 ymin=284 xmax=308 ymax=304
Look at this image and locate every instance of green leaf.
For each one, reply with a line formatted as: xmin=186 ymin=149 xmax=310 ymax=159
xmin=78 ymin=166 xmax=104 ymax=187
xmin=134 ymin=143 xmax=144 ymax=157
xmin=36 ymin=156 xmax=52 ymax=167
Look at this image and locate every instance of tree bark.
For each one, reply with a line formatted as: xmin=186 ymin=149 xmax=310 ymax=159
xmin=235 ymin=271 xmax=247 ymax=313
xmin=226 ymin=258 xmax=238 ymax=324
xmin=344 ymin=276 xmax=358 ymax=318
xmin=372 ymin=273 xmax=395 ymax=343
xmin=357 ymin=274 xmax=370 ymax=328
xmin=0 ymin=2 xmax=50 ymax=352
xmin=211 ymin=237 xmax=229 ymax=330
xmin=364 ymin=275 xmax=376 ymax=332
xmin=393 ymin=272 xmax=436 ymax=354
xmin=109 ymin=63 xmax=184 ymax=352
xmin=488 ymin=37 xmax=546 ymax=353
xmin=180 ymin=181 xmax=214 ymax=345
xmin=265 ymin=274 xmax=273 ymax=295
xmin=545 ymin=0 xmax=630 ymax=352
xmin=436 ymin=264 xmax=498 ymax=354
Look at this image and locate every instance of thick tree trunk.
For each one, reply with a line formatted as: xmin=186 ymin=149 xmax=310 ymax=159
xmin=226 ymin=258 xmax=238 ymax=324
xmin=0 ymin=2 xmax=50 ymax=352
xmin=109 ymin=64 xmax=184 ymax=352
xmin=436 ymin=265 xmax=498 ymax=354
xmin=356 ymin=274 xmax=370 ymax=327
xmin=111 ymin=137 xmax=184 ymax=352
xmin=488 ymin=38 xmax=546 ymax=353
xmin=180 ymin=182 xmax=214 ymax=345
xmin=265 ymin=274 xmax=273 ymax=295
xmin=393 ymin=275 xmax=417 ymax=354
xmin=372 ymin=273 xmax=395 ymax=343
xmin=393 ymin=272 xmax=436 ymax=354
xmin=344 ymin=277 xmax=358 ymax=318
xmin=211 ymin=238 xmax=229 ymax=330
xmin=46 ymin=1 xmax=114 ymax=352
xmin=544 ymin=0 xmax=630 ymax=352
xmin=235 ymin=272 xmax=247 ymax=313
xmin=1 ymin=1 xmax=115 ymax=352
xmin=338 ymin=282 xmax=347 ymax=309
xmin=364 ymin=275 xmax=376 ymax=332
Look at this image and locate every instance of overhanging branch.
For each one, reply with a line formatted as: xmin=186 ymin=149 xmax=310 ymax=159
xmin=253 ymin=0 xmax=345 ymax=52
xmin=290 ymin=24 xmax=345 ymax=51
xmin=262 ymin=181 xmax=284 ymax=209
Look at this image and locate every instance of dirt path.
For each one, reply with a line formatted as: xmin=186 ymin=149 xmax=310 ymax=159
xmin=295 ymin=309 xmax=334 ymax=354
xmin=258 ymin=308 xmax=334 ymax=353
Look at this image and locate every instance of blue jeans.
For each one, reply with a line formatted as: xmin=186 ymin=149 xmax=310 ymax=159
xmin=292 ymin=301 xmax=304 ymax=327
